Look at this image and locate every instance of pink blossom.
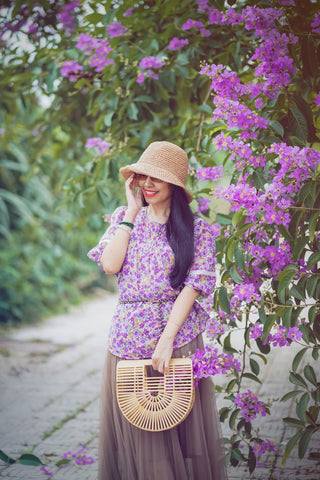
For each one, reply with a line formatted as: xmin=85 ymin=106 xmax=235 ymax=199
xmin=182 ymin=19 xmax=204 ymax=30
xmin=167 ymin=37 xmax=189 ymax=51
xmin=86 ymin=137 xmax=111 ymax=155
xmin=139 ymin=56 xmax=166 ymax=69
xmin=235 ymin=390 xmax=266 ymax=422
xmin=196 ymin=198 xmax=211 ymax=214
xmin=196 ymin=166 xmax=223 ymax=182
xmin=107 ymin=22 xmax=127 ymax=38
xmin=311 ymin=13 xmax=320 ymax=34
xmin=57 ymin=1 xmax=79 ymax=32
xmin=315 ymin=94 xmax=320 ymax=108
xmin=61 ymin=61 xmax=83 ymax=82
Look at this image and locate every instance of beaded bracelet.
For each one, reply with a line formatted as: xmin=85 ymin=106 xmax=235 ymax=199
xmin=117 ymin=224 xmax=132 ymax=235
xmin=119 ymin=221 xmax=134 ymax=229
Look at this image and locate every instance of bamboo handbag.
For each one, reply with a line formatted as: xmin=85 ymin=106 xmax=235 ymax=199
xmin=116 ymin=358 xmax=195 ymax=432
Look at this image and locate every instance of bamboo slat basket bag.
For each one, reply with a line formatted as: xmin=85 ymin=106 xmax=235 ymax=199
xmin=116 ymin=358 xmax=195 ymax=432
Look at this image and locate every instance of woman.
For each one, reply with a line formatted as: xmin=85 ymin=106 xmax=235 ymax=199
xmin=88 ymin=141 xmax=228 ymax=480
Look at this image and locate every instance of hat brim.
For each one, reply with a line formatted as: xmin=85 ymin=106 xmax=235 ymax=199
xmin=120 ymin=163 xmax=193 ymax=203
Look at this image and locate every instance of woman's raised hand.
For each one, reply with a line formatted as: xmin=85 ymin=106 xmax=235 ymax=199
xmin=125 ymin=174 xmax=143 ymax=218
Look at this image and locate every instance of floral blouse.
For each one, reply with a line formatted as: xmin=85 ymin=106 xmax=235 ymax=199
xmin=87 ymin=206 xmax=216 ymax=359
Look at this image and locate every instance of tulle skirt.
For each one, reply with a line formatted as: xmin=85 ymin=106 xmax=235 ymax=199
xmin=98 ymin=335 xmax=228 ymax=480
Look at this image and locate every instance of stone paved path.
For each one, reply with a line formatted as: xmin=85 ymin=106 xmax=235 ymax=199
xmin=0 ymin=292 xmax=319 ymax=480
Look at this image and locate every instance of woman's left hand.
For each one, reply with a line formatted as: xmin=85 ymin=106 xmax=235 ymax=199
xmin=151 ymin=335 xmax=174 ymax=375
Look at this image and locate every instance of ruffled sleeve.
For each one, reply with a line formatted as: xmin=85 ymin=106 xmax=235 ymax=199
xmin=87 ymin=206 xmax=127 ymax=269
xmin=184 ymin=217 xmax=216 ymax=297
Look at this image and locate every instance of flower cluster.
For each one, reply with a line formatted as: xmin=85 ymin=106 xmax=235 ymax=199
xmin=214 ymin=133 xmax=266 ymax=169
xmin=266 ymin=325 xmax=303 ymax=347
xmin=106 ymin=22 xmax=128 ymax=38
xmin=196 ymin=165 xmax=224 ymax=182
xmin=198 ymin=4 xmax=298 ymax=98
xmin=137 ymin=56 xmax=166 ymax=84
xmin=57 ymin=1 xmax=79 ymax=32
xmin=212 ymin=95 xmax=269 ymax=139
xmin=235 ymin=390 xmax=266 ymax=422
xmin=191 ymin=345 xmax=241 ymax=385
xmin=61 ymin=445 xmax=97 ymax=465
xmin=230 ymin=283 xmax=261 ymax=314
xmin=253 ymin=439 xmax=278 ymax=455
xmin=197 ymin=198 xmax=211 ymax=214
xmin=315 ymin=94 xmax=320 ymax=108
xmin=86 ymin=137 xmax=111 ymax=155
xmin=206 ymin=316 xmax=226 ymax=338
xmin=311 ymin=12 xmax=320 ymax=34
xmin=76 ymin=33 xmax=113 ymax=73
xmin=182 ymin=19 xmax=210 ymax=36
xmin=61 ymin=61 xmax=83 ymax=82
xmin=167 ymin=37 xmax=189 ymax=51
xmin=244 ymin=239 xmax=292 ymax=277
xmin=250 ymin=323 xmax=303 ymax=346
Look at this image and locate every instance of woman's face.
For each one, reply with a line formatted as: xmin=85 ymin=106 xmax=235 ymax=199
xmin=135 ymin=174 xmax=172 ymax=205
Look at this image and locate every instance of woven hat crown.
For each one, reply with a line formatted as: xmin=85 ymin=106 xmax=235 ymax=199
xmin=119 ymin=141 xmax=193 ymax=202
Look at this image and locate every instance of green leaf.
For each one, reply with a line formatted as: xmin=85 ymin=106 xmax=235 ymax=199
xmin=261 ymin=316 xmax=275 ymax=344
xmin=308 ymin=305 xmax=317 ymax=324
xmin=292 ymin=238 xmax=309 ymax=262
xmin=234 ymin=243 xmax=246 ymax=271
xmin=288 ymin=106 xmax=308 ymax=142
xmin=298 ymin=427 xmax=314 ymax=459
xmin=242 ymin=372 xmax=262 ymax=384
xmin=250 ymin=358 xmax=260 ymax=376
xmin=229 ymin=264 xmax=243 ymax=284
xmin=229 ymin=409 xmax=240 ymax=429
xmin=18 ymin=454 xmax=44 ymax=466
xmin=281 ymin=390 xmax=303 ymax=402
xmin=289 ymin=372 xmax=308 ymax=389
xmin=292 ymin=347 xmax=308 ymax=372
xmin=198 ymin=104 xmax=213 ymax=114
xmin=104 ymin=112 xmax=114 ymax=127
xmin=219 ymin=407 xmax=230 ymax=422
xmin=306 ymin=276 xmax=318 ymax=298
xmin=283 ymin=417 xmax=304 ymax=428
xmin=0 ymin=450 xmax=16 ymax=465
xmin=256 ymin=337 xmax=271 ymax=354
xmin=282 ymin=431 xmax=302 ymax=466
xmin=304 ymin=365 xmax=318 ymax=386
xmin=219 ymin=286 xmax=231 ymax=314
xmin=127 ymin=103 xmax=139 ymax=120
xmin=223 ymin=331 xmax=238 ymax=354
xmin=296 ymin=392 xmax=309 ymax=421
xmin=56 ymin=458 xmax=72 ymax=466
xmin=307 ymin=252 xmax=320 ymax=269
xmin=270 ymin=120 xmax=284 ymax=137
xmin=277 ymin=267 xmax=298 ymax=303
xmin=309 ymin=212 xmax=320 ymax=242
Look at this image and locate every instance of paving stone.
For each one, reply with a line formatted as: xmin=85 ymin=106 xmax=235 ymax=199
xmin=0 ymin=292 xmax=320 ymax=479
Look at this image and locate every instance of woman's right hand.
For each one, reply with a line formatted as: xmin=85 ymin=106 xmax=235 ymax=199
xmin=125 ymin=174 xmax=143 ymax=218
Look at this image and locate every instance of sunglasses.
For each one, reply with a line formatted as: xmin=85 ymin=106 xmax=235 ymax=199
xmin=135 ymin=174 xmax=164 ymax=183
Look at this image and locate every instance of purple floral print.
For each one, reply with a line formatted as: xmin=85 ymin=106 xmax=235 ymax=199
xmin=88 ymin=207 xmax=216 ymax=359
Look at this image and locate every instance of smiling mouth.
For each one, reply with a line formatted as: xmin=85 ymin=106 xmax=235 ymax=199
xmin=144 ymin=190 xmax=158 ymax=198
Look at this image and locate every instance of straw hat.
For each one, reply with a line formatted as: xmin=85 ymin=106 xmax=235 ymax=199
xmin=119 ymin=141 xmax=193 ymax=203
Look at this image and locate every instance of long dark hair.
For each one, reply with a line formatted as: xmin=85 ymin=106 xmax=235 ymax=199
xmin=143 ymin=186 xmax=195 ymax=289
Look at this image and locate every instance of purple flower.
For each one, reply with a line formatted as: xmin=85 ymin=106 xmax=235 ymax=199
xmin=167 ymin=37 xmax=189 ymax=51
xmin=123 ymin=8 xmax=133 ymax=17
xmin=76 ymin=33 xmax=100 ymax=53
xmin=250 ymin=323 xmax=263 ymax=340
xmin=107 ymin=22 xmax=127 ymax=38
xmin=253 ymin=439 xmax=278 ymax=455
xmin=139 ymin=56 xmax=166 ymax=69
xmin=196 ymin=165 xmax=223 ymax=182
xmin=57 ymin=1 xmax=79 ymax=32
xmin=235 ymin=389 xmax=266 ymax=422
xmin=311 ymin=13 xmax=320 ymax=34
xmin=86 ymin=137 xmax=111 ymax=155
xmin=197 ymin=198 xmax=211 ymax=214
xmin=182 ymin=19 xmax=204 ymax=30
xmin=61 ymin=61 xmax=83 ymax=82
xmin=191 ymin=345 xmax=241 ymax=385
xmin=40 ymin=465 xmax=53 ymax=476
xmin=315 ymin=93 xmax=320 ymax=108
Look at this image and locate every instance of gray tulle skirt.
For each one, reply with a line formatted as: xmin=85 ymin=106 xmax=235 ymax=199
xmin=98 ymin=335 xmax=228 ymax=480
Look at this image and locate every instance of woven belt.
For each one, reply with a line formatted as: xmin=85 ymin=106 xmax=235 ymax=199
xmin=118 ymin=298 xmax=176 ymax=304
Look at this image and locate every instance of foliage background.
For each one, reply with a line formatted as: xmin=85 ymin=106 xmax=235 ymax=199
xmin=1 ymin=0 xmax=320 ymax=473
